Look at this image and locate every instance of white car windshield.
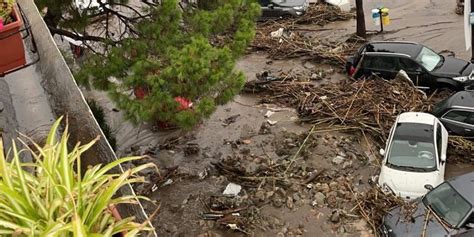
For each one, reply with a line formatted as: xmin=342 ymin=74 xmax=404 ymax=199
xmin=415 ymin=47 xmax=442 ymax=71
xmin=423 ymin=182 xmax=471 ymax=227
xmin=387 ymin=123 xmax=436 ymax=171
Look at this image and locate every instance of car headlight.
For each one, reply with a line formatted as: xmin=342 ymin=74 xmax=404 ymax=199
xmin=293 ymin=6 xmax=304 ymax=11
xmin=453 ymin=76 xmax=468 ymax=82
xmin=380 ymin=223 xmax=393 ymax=236
xmin=382 ymin=183 xmax=395 ymax=195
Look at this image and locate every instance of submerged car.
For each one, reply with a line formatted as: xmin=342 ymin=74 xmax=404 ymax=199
xmin=433 ymin=91 xmax=474 ymax=137
xmin=378 ymin=112 xmax=448 ymax=199
xmin=381 ymin=172 xmax=474 ymax=237
xmin=346 ymin=41 xmax=474 ymax=91
xmin=258 ymin=0 xmax=309 ymax=19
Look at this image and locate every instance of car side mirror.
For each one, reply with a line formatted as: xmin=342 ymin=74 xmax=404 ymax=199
xmin=441 ymin=154 xmax=446 ymax=162
xmin=424 ymin=184 xmax=434 ymax=191
xmin=379 ymin=149 xmax=385 ymax=156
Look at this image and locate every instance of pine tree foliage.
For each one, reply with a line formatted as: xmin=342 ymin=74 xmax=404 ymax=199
xmin=77 ymin=0 xmax=260 ymax=129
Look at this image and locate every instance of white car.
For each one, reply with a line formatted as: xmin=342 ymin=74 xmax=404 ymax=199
xmin=378 ymin=112 xmax=448 ymax=200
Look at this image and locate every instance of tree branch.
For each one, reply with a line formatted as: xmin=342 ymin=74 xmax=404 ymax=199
xmin=48 ymin=26 xmax=112 ymax=43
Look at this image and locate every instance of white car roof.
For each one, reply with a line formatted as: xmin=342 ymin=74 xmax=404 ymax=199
xmin=396 ymin=112 xmax=437 ymax=125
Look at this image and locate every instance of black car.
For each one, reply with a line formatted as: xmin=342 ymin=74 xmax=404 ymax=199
xmin=346 ymin=41 xmax=474 ymax=91
xmin=381 ymin=172 xmax=474 ymax=237
xmin=259 ymin=0 xmax=309 ymax=19
xmin=432 ymin=91 xmax=474 ymax=137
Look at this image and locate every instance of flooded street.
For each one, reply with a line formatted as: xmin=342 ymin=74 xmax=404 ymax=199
xmin=72 ymin=0 xmax=474 ymax=236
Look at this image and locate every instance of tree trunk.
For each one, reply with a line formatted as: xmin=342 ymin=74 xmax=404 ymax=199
xmin=355 ymin=0 xmax=366 ymax=38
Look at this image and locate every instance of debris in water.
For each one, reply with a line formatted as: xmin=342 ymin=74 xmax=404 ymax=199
xmin=223 ymin=183 xmax=242 ymax=196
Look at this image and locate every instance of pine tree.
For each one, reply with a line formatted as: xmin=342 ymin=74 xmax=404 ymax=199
xmin=76 ymin=0 xmax=260 ymax=129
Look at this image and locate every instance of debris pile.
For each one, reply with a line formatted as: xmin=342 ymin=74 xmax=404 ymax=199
xmin=245 ymin=73 xmax=432 ymax=143
xmin=252 ymin=26 xmax=362 ymax=65
xmin=351 ymin=185 xmax=416 ymax=233
xmin=289 ymin=3 xmax=354 ymax=25
xmin=448 ymin=136 xmax=474 ymax=163
xmin=252 ymin=4 xmax=361 ymax=65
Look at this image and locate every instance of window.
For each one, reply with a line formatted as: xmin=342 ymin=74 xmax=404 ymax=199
xmin=399 ymin=58 xmax=421 ymax=72
xmin=363 ymin=56 xmax=398 ymax=71
xmin=443 ymin=110 xmax=469 ymax=123
xmin=387 ymin=123 xmax=436 ymax=171
xmin=466 ymin=113 xmax=474 ymax=125
xmin=436 ymin=124 xmax=442 ymax=160
xmin=259 ymin=0 xmax=270 ymax=6
xmin=415 ymin=47 xmax=442 ymax=71
xmin=423 ymin=183 xmax=472 ymax=227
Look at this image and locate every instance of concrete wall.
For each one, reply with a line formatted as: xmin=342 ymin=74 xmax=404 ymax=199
xmin=17 ymin=0 xmax=156 ymax=235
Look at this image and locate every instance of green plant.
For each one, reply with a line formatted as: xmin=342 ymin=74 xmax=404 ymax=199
xmin=0 ymin=117 xmax=154 ymax=236
xmin=87 ymin=99 xmax=117 ymax=151
xmin=0 ymin=0 xmax=15 ymax=25
xmin=76 ymin=0 xmax=261 ymax=129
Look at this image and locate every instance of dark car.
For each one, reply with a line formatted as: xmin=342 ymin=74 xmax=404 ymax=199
xmin=259 ymin=0 xmax=309 ymax=19
xmin=346 ymin=41 xmax=474 ymax=91
xmin=381 ymin=172 xmax=474 ymax=237
xmin=432 ymin=91 xmax=474 ymax=137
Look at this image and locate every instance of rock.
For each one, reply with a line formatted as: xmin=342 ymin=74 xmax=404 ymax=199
xmin=286 ymin=196 xmax=294 ymax=209
xmin=293 ymin=192 xmax=301 ymax=201
xmin=316 ymin=183 xmax=330 ymax=194
xmin=314 ymin=192 xmax=326 ymax=205
xmin=273 ymin=196 xmax=284 ymax=208
xmin=326 ymin=192 xmax=338 ymax=208
xmin=332 ymin=156 xmax=345 ymax=165
xmin=245 ymin=162 xmax=260 ymax=174
xmin=184 ymin=143 xmax=200 ymax=156
xmin=240 ymin=147 xmax=251 ymax=155
xmin=303 ymin=61 xmax=315 ymax=69
xmin=330 ymin=210 xmax=341 ymax=223
xmin=329 ymin=181 xmax=338 ymax=191
xmin=337 ymin=225 xmax=345 ymax=234
xmin=202 ymin=151 xmax=213 ymax=158
xmin=255 ymin=189 xmax=266 ymax=201
xmin=266 ymin=191 xmax=275 ymax=199
xmin=259 ymin=122 xmax=271 ymax=135
xmin=342 ymin=161 xmax=353 ymax=169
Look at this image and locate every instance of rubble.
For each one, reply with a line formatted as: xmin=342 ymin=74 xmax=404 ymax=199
xmin=252 ymin=4 xmax=360 ymax=65
xmin=245 ymin=72 xmax=434 ymax=144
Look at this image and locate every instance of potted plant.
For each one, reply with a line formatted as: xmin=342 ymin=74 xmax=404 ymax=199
xmin=0 ymin=0 xmax=26 ymax=75
xmin=0 ymin=117 xmax=155 ymax=236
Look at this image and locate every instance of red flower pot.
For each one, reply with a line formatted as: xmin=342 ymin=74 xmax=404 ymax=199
xmin=0 ymin=6 xmax=26 ymax=75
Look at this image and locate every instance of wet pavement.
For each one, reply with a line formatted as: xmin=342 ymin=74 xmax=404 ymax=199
xmin=0 ymin=45 xmax=55 ymax=158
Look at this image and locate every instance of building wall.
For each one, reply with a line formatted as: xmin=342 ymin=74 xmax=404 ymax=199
xmin=17 ymin=0 xmax=156 ymax=234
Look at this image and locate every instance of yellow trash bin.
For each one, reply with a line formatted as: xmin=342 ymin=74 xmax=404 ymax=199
xmin=381 ymin=8 xmax=390 ymax=26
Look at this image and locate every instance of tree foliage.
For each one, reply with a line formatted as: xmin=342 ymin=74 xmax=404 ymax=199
xmin=76 ymin=0 xmax=260 ymax=129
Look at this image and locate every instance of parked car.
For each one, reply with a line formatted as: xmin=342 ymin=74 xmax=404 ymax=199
xmin=380 ymin=172 xmax=474 ymax=237
xmin=346 ymin=41 xmax=474 ymax=91
xmin=258 ymin=0 xmax=309 ymax=19
xmin=433 ymin=91 xmax=474 ymax=137
xmin=378 ymin=112 xmax=448 ymax=199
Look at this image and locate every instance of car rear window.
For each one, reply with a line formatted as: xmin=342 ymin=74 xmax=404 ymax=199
xmin=387 ymin=123 xmax=436 ymax=171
